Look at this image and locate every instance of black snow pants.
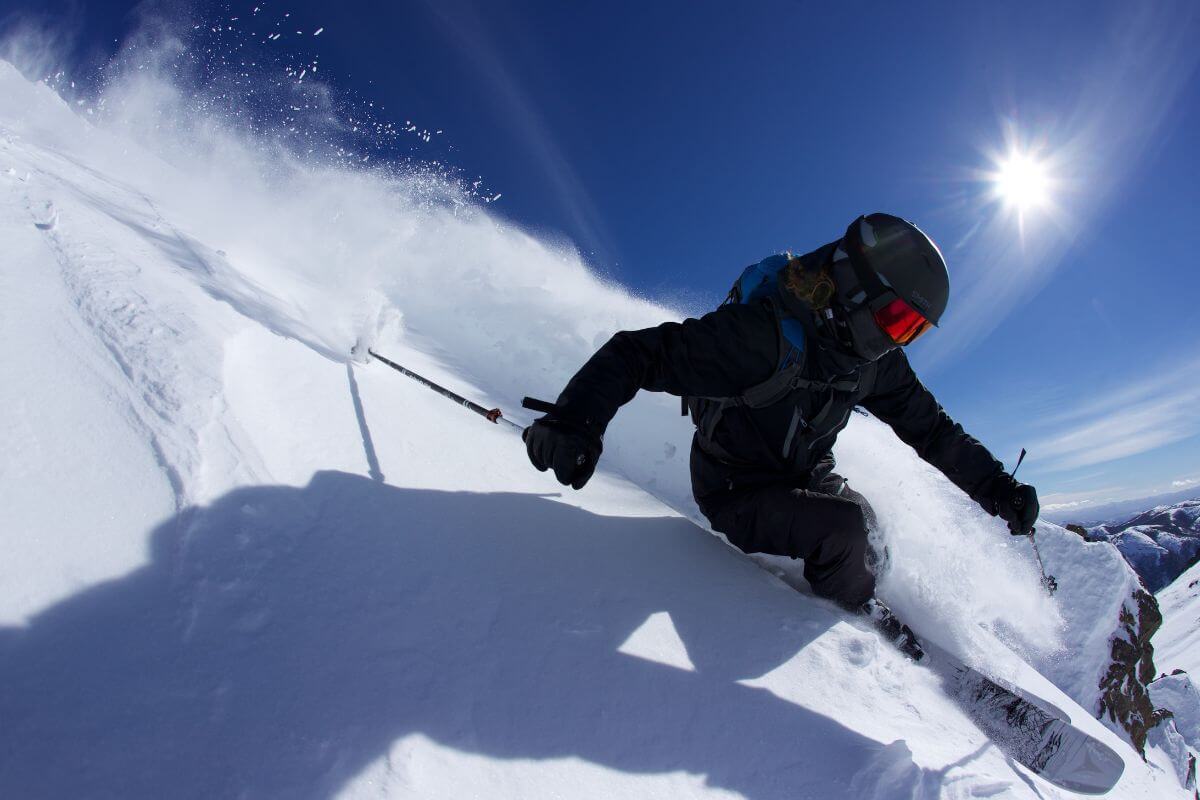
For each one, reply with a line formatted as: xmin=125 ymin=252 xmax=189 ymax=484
xmin=700 ymin=471 xmax=878 ymax=609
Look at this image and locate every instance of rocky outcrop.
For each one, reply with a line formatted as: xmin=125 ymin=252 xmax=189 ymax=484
xmin=1096 ymin=588 xmax=1162 ymax=755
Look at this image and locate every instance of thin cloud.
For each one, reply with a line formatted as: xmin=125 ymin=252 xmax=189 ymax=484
xmin=1028 ymin=357 xmax=1200 ymax=472
xmin=1043 ymin=476 xmax=1200 ymax=517
xmin=1041 ymin=487 xmax=1127 ymax=513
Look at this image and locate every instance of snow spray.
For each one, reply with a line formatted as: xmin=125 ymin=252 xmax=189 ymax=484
xmin=1012 ymin=448 xmax=1058 ymax=595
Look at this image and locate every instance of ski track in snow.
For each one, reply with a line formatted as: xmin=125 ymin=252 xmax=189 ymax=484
xmin=0 ymin=59 xmax=1186 ymax=798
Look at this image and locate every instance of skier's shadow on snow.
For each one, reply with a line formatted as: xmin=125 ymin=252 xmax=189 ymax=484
xmin=0 ymin=471 xmax=940 ymax=799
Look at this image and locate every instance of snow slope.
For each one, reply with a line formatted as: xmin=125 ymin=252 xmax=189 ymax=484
xmin=0 ymin=59 xmax=1183 ymax=798
xmin=1158 ymin=561 xmax=1200 ymax=678
xmin=1152 ymin=564 xmax=1200 ymax=788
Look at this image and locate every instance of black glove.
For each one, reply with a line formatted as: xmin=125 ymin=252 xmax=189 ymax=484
xmin=977 ymin=474 xmax=1040 ymax=535
xmin=523 ymin=417 xmax=602 ymax=490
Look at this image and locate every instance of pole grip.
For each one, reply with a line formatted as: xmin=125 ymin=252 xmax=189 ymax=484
xmin=522 ymin=397 xmax=559 ymax=415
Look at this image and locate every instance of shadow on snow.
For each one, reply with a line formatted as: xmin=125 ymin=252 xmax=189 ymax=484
xmin=0 ymin=470 xmax=947 ymax=798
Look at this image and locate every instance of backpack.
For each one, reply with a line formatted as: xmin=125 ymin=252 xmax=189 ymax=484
xmin=683 ymin=254 xmax=876 ymax=466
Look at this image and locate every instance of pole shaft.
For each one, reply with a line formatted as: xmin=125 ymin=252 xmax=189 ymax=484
xmin=367 ymin=349 xmax=521 ymax=429
xmin=1028 ymin=530 xmax=1057 ymax=595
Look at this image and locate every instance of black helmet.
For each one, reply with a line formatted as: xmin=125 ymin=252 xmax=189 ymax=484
xmin=823 ymin=213 xmax=949 ymax=361
xmin=841 ymin=213 xmax=949 ymax=325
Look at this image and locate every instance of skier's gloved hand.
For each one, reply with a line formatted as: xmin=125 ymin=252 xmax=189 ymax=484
xmin=523 ymin=416 xmax=602 ymax=490
xmin=977 ymin=474 xmax=1040 ymax=535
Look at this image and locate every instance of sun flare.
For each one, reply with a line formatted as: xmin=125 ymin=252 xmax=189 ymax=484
xmin=992 ymin=151 xmax=1053 ymax=212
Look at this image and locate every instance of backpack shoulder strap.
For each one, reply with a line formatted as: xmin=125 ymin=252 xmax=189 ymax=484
xmin=686 ymin=295 xmax=808 ymax=452
xmin=734 ymin=296 xmax=807 ymax=408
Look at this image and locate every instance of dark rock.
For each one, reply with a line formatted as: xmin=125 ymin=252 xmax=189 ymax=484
xmin=1097 ymin=589 xmax=1163 ymax=756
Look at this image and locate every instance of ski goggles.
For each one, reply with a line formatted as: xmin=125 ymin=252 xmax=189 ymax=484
xmin=871 ymin=296 xmax=933 ymax=345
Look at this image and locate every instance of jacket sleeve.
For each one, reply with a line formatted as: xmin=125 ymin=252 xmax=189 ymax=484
xmin=862 ymin=349 xmax=1004 ymax=500
xmin=551 ymin=303 xmax=780 ymax=435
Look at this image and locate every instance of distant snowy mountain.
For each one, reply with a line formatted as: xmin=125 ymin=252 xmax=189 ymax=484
xmin=0 ymin=57 xmax=1192 ymax=798
xmin=1043 ymin=487 xmax=1200 ymax=527
xmin=1070 ymin=501 xmax=1200 ymax=592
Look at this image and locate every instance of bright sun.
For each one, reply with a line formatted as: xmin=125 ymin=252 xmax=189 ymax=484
xmin=992 ymin=151 xmax=1053 ymax=212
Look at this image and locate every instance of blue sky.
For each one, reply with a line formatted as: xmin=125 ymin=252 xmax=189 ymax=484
xmin=3 ymin=0 xmax=1198 ymax=516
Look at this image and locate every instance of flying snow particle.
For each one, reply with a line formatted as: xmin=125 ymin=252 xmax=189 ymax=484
xmin=314 ymin=27 xmax=324 ymax=36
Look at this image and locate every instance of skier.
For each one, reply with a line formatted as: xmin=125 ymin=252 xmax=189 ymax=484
xmin=522 ymin=213 xmax=1039 ymax=659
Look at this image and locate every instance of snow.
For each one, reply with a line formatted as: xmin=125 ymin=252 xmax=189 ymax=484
xmin=0 ymin=57 xmax=1185 ymax=798
xmin=1150 ymin=672 xmax=1200 ymax=751
xmin=0 ymin=179 xmax=176 ymax=624
xmin=1158 ymin=561 xmax=1200 ymax=678
xmin=1020 ymin=524 xmax=1140 ymax=708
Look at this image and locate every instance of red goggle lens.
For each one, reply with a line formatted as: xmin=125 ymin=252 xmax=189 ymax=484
xmin=873 ymin=297 xmax=932 ymax=345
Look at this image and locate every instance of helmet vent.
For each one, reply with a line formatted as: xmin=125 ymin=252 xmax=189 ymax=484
xmin=859 ymin=217 xmax=878 ymax=247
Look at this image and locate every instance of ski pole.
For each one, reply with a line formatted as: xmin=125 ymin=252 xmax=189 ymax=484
xmin=1011 ymin=448 xmax=1057 ymax=595
xmin=1028 ymin=534 xmax=1058 ymax=595
xmin=361 ymin=347 xmax=524 ymax=431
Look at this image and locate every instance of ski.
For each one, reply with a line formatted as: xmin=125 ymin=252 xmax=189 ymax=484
xmin=920 ymin=639 xmax=1125 ymax=794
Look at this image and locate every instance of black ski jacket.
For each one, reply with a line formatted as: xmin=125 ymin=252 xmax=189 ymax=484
xmin=552 ymin=283 xmax=1005 ymax=514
